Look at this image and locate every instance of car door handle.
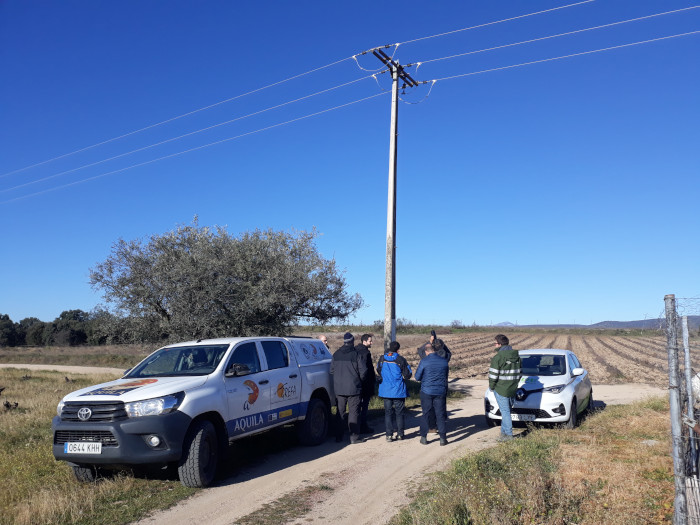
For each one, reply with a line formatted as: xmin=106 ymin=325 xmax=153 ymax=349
xmin=289 ymin=374 xmax=298 ymax=378
xmin=258 ymin=380 xmax=269 ymax=385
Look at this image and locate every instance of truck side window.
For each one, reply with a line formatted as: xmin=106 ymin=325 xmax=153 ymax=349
xmin=261 ymin=341 xmax=289 ymax=370
xmin=229 ymin=342 xmax=261 ymax=374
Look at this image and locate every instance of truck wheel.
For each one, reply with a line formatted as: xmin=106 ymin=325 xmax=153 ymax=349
xmin=71 ymin=465 xmax=112 ymax=483
xmin=297 ymin=398 xmax=329 ymax=446
xmin=178 ymin=420 xmax=219 ymax=488
xmin=72 ymin=465 xmax=97 ymax=483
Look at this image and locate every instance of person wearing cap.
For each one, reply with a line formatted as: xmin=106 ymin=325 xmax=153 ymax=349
xmin=355 ymin=333 xmax=377 ymax=434
xmin=376 ymin=341 xmax=412 ymax=441
xmin=415 ymin=341 xmax=449 ymax=446
xmin=330 ymin=332 xmax=368 ymax=444
xmin=488 ymin=334 xmax=521 ymax=441
xmin=416 ymin=330 xmax=452 ymax=433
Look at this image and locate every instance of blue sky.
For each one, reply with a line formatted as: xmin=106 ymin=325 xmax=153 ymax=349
xmin=1 ymin=1 xmax=698 ymax=327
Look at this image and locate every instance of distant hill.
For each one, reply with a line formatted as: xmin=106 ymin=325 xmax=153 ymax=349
xmin=498 ymin=316 xmax=700 ymax=331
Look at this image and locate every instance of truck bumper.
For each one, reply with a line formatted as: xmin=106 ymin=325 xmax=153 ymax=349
xmin=52 ymin=411 xmax=192 ymax=466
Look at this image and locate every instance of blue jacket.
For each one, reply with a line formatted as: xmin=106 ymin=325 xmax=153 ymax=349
xmin=415 ymin=353 xmax=449 ymax=396
xmin=377 ymin=352 xmax=412 ymax=399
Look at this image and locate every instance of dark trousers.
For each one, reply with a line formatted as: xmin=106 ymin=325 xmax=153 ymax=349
xmin=336 ymin=394 xmax=361 ymax=440
xmin=419 ymin=392 xmax=447 ymax=439
xmin=360 ymin=392 xmax=371 ymax=429
xmin=383 ymin=398 xmax=405 ymax=437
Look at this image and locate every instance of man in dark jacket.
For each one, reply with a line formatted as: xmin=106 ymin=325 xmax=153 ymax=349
xmin=415 ymin=343 xmax=449 ymax=446
xmin=330 ymin=332 xmax=368 ymax=444
xmin=417 ymin=330 xmax=452 ymax=433
xmin=355 ymin=333 xmax=376 ymax=434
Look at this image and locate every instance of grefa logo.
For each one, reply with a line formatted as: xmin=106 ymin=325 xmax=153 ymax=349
xmin=77 ymin=407 xmax=92 ymax=421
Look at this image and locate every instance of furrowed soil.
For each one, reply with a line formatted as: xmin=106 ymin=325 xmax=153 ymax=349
xmin=0 ymin=332 xmax=677 ymax=525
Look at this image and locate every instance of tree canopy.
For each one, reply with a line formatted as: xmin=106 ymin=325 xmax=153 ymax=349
xmin=89 ymin=223 xmax=363 ymax=341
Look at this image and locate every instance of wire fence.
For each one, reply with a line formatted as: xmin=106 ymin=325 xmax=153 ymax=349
xmin=665 ymin=295 xmax=700 ymax=524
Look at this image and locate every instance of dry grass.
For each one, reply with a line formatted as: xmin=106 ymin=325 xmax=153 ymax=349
xmin=0 ymin=368 xmax=194 ymax=525
xmin=391 ymin=397 xmax=674 ymax=525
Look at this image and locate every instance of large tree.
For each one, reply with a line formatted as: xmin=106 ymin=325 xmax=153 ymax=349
xmin=89 ymin=223 xmax=363 ymax=340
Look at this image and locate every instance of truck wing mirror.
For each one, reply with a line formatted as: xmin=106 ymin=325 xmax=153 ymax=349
xmin=225 ymin=363 xmax=252 ymax=377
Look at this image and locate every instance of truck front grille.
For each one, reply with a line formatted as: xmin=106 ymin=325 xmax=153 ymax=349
xmin=61 ymin=401 xmax=127 ymax=422
xmin=54 ymin=430 xmax=118 ymax=446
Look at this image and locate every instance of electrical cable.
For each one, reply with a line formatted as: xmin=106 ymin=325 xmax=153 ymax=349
xmin=400 ymin=0 xmax=595 ymax=46
xmin=429 ymin=30 xmax=700 ymax=83
xmin=0 ymin=92 xmax=387 ymax=205
xmin=0 ymin=56 xmax=356 ymax=180
xmin=1 ymin=74 xmax=377 ymax=194
xmin=413 ymin=6 xmax=699 ymax=67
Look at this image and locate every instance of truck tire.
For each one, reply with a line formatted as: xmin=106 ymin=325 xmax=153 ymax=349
xmin=71 ymin=464 xmax=113 ymax=483
xmin=297 ymin=398 xmax=329 ymax=446
xmin=72 ymin=465 xmax=97 ymax=483
xmin=178 ymin=420 xmax=219 ymax=488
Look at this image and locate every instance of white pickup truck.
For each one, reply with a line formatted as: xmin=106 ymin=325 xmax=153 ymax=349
xmin=52 ymin=336 xmax=334 ymax=487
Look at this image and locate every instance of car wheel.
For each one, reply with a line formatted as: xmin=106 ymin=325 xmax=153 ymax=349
xmin=485 ymin=413 xmax=498 ymax=428
xmin=586 ymin=390 xmax=594 ymax=413
xmin=297 ymin=398 xmax=329 ymax=446
xmin=564 ymin=399 xmax=578 ymax=429
xmin=178 ymin=420 xmax=219 ymax=488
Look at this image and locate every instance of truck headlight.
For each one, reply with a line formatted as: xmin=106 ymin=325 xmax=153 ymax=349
xmin=125 ymin=392 xmax=184 ymax=418
xmin=544 ymin=384 xmax=566 ymax=394
xmin=57 ymin=400 xmax=65 ymax=417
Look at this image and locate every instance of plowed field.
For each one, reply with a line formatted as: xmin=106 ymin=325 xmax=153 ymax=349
xmin=397 ymin=332 xmax=677 ymax=387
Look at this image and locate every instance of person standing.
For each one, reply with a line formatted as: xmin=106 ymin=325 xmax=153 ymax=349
xmin=376 ymin=341 xmax=412 ymax=441
xmin=488 ymin=334 xmax=522 ymax=441
xmin=415 ymin=342 xmax=449 ymax=446
xmin=318 ymin=334 xmax=329 ymax=349
xmin=355 ymin=333 xmax=376 ymax=434
xmin=416 ymin=330 xmax=452 ymax=433
xmin=330 ymin=332 xmax=368 ymax=444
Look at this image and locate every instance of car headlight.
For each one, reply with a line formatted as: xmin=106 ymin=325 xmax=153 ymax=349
xmin=544 ymin=384 xmax=566 ymax=394
xmin=57 ymin=400 xmax=65 ymax=417
xmin=125 ymin=392 xmax=184 ymax=418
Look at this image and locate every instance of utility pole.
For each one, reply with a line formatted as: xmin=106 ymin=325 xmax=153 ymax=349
xmin=372 ymin=48 xmax=419 ymax=351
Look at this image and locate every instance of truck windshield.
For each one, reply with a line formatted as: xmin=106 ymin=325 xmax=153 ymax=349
xmin=126 ymin=344 xmax=230 ymax=377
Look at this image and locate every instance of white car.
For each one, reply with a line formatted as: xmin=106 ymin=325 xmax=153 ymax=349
xmin=484 ymin=349 xmax=593 ymax=428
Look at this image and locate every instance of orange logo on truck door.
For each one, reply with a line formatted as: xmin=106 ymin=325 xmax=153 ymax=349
xmin=243 ymin=380 xmax=259 ymax=410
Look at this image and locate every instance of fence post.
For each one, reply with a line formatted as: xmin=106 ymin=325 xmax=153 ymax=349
xmin=683 ymin=316 xmax=698 ymax=478
xmin=666 ymin=294 xmax=687 ymax=524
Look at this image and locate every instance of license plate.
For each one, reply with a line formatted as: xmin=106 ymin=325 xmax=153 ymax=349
xmin=64 ymin=442 xmax=102 ymax=454
xmin=512 ymin=414 xmax=535 ymax=421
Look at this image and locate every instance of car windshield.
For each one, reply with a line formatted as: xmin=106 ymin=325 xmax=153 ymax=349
xmin=126 ymin=344 xmax=230 ymax=377
xmin=520 ymin=354 xmax=567 ymax=376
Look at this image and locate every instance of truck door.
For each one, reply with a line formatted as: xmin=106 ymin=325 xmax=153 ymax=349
xmin=260 ymin=339 xmax=302 ymax=425
xmin=224 ymin=341 xmax=271 ymax=437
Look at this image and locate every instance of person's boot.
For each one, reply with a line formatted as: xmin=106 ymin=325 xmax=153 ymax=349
xmin=440 ymin=437 xmax=448 ymax=446
xmin=420 ymin=436 xmax=428 ymax=445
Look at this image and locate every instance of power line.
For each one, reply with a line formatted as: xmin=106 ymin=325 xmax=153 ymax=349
xmin=412 ymin=6 xmax=699 ymax=68
xmin=0 ymin=56 xmax=356 ymax=180
xmin=400 ymin=0 xmax=595 ymax=45
xmin=1 ymin=74 xmax=376 ymax=194
xmin=430 ymin=30 xmax=700 ymax=83
xmin=0 ymin=92 xmax=387 ymax=205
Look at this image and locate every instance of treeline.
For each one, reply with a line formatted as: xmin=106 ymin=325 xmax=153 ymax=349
xmin=0 ymin=310 xmax=99 ymax=347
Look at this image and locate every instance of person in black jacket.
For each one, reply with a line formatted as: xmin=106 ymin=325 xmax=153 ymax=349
xmin=355 ymin=333 xmax=376 ymax=434
xmin=330 ymin=332 xmax=368 ymax=444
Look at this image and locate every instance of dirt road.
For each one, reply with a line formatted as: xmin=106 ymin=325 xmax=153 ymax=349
xmin=133 ymin=378 xmax=666 ymax=525
xmin=2 ymin=364 xmax=666 ymax=525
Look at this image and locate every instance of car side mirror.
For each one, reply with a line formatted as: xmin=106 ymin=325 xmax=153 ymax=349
xmin=571 ymin=367 xmax=584 ymax=377
xmin=225 ymin=363 xmax=252 ymax=378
